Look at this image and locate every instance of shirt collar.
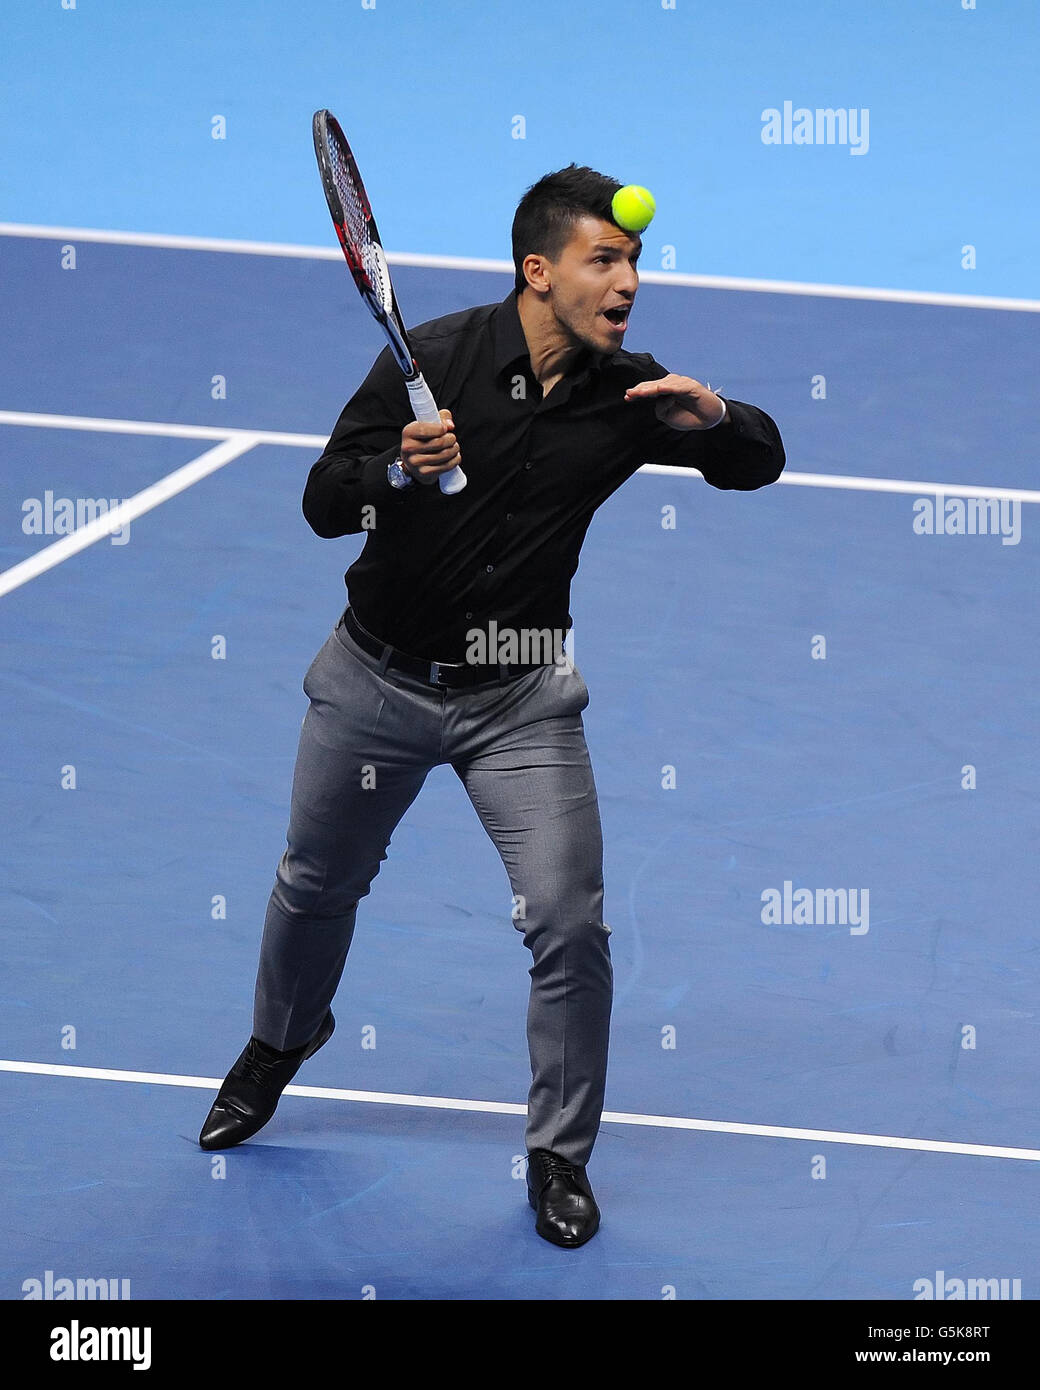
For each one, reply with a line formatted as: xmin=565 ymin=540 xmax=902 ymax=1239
xmin=491 ymin=290 xmax=614 ymax=383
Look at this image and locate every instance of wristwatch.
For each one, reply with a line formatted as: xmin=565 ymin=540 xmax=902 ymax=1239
xmin=387 ymin=457 xmax=414 ymax=489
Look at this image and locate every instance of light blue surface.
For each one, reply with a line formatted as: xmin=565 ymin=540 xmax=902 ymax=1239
xmin=1 ymin=0 xmax=1037 ymax=297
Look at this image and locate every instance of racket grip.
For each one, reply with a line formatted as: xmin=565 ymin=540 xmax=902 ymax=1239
xmin=406 ymin=374 xmax=468 ymax=495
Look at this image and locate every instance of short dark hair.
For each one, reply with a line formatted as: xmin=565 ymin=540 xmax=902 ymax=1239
xmin=511 ymin=164 xmax=623 ymax=293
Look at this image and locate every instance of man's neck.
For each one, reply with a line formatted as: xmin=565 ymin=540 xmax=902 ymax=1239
xmin=515 ymin=290 xmax=588 ymax=393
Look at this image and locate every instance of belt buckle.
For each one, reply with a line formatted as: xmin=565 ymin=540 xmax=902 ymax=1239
xmin=428 ymin=661 xmax=459 ymax=686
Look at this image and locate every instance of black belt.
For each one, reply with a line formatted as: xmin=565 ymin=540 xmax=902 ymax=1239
xmin=342 ymin=607 xmax=548 ymax=688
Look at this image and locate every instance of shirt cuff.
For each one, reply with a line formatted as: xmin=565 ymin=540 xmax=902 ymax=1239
xmin=364 ymin=445 xmax=414 ymax=502
xmin=706 ymin=396 xmax=727 ymax=428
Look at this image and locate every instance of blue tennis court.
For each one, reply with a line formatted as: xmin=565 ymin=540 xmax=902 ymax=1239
xmin=2 ymin=226 xmax=1038 ymax=1305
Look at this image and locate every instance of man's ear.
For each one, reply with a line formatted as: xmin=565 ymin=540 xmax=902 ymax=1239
xmin=522 ymin=253 xmax=551 ymax=293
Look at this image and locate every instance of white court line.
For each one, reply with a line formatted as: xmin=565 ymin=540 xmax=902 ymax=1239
xmin=0 ymin=435 xmax=260 ymax=599
xmin=2 ymin=409 xmax=1037 ymax=505
xmin=642 ymin=462 xmax=1040 ymax=505
xmin=0 ymin=409 xmax=326 ymax=448
xmin=2 ymin=221 xmax=1038 ymax=312
xmin=0 ymin=1058 xmax=1036 ymax=1162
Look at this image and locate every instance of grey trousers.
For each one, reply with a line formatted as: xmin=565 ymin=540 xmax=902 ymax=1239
xmin=252 ymin=613 xmax=612 ymax=1165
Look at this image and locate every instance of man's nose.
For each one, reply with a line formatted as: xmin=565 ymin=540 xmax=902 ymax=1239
xmin=615 ymin=265 xmax=638 ymax=296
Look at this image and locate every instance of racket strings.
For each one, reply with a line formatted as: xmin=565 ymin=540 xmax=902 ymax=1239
xmin=327 ymin=134 xmax=394 ymax=315
xmin=329 ymin=140 xmax=369 ymax=252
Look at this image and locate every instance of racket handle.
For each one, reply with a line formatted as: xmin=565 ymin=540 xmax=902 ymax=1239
xmin=406 ymin=374 xmax=468 ymax=495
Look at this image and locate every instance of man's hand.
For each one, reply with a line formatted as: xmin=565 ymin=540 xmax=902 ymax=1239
xmin=624 ymin=375 xmax=727 ymax=430
xmin=400 ymin=410 xmax=461 ymax=484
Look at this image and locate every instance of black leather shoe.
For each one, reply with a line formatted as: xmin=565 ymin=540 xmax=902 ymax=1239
xmin=526 ymin=1148 xmax=600 ymax=1247
xmin=198 ymin=1011 xmax=335 ymax=1150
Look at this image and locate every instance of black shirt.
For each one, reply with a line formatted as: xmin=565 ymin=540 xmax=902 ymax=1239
xmin=304 ymin=290 xmax=785 ymax=662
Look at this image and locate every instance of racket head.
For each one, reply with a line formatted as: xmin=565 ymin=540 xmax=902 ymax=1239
xmin=312 ymin=109 xmax=413 ymax=373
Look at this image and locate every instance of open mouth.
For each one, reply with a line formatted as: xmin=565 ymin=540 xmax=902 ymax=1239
xmin=602 ymin=305 xmax=630 ymax=330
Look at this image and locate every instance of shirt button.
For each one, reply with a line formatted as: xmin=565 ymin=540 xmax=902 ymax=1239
xmin=485 ymin=564 xmax=494 ymax=573
xmin=505 ymin=513 xmax=513 ymax=521
xmin=465 ymin=611 xmax=473 ymax=620
xmin=524 ymin=461 xmax=532 ymax=470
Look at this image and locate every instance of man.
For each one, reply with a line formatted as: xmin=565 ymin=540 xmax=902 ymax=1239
xmin=199 ymin=165 xmax=785 ymax=1248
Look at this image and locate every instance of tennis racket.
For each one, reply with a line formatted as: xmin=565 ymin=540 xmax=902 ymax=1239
xmin=312 ymin=109 xmax=466 ymax=495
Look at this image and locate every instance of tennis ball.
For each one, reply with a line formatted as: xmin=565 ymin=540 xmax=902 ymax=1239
xmin=611 ymin=184 xmax=656 ymax=233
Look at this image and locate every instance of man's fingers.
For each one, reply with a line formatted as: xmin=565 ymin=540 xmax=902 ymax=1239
xmin=402 ymin=441 xmax=462 ymax=482
xmin=410 ymin=461 xmax=461 ymax=485
xmin=409 ymin=437 xmax=459 ymax=461
xmin=401 ymin=408 xmax=460 ymax=479
xmin=410 ymin=435 xmax=456 ymax=454
xmin=625 ymin=381 xmax=676 ymax=400
xmin=407 ymin=421 xmax=451 ymax=441
xmin=624 ymin=375 xmax=701 ymax=400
